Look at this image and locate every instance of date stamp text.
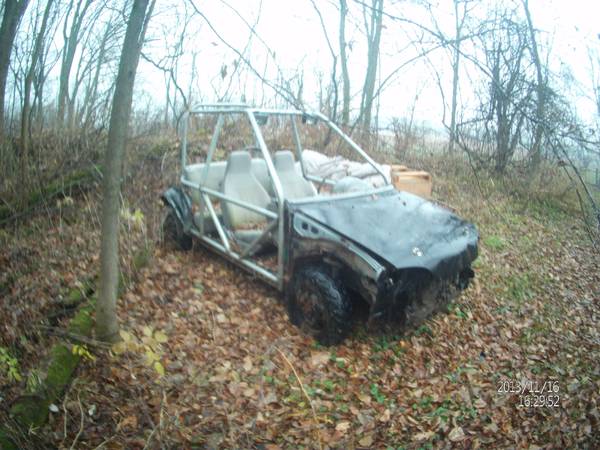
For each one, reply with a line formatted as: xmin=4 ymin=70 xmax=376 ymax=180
xmin=497 ymin=379 xmax=561 ymax=408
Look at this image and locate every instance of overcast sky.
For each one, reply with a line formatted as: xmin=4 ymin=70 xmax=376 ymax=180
xmin=135 ymin=0 xmax=600 ymax=129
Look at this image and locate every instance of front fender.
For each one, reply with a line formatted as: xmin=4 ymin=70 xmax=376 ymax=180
xmin=290 ymin=213 xmax=386 ymax=304
xmin=160 ymin=186 xmax=193 ymax=232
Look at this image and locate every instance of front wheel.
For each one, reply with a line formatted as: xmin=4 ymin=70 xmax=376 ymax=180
xmin=287 ymin=265 xmax=352 ymax=345
xmin=161 ymin=207 xmax=192 ymax=251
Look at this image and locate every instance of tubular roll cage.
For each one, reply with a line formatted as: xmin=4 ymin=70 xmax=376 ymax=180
xmin=179 ymin=103 xmax=391 ymax=291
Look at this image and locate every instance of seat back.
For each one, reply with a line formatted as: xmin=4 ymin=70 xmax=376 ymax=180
xmin=185 ymin=162 xmax=227 ymax=204
xmin=222 ymin=151 xmax=271 ymax=229
xmin=274 ymin=151 xmax=317 ymax=199
xmin=250 ymin=158 xmax=272 ymax=193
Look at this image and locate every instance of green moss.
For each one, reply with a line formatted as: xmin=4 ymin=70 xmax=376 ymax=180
xmin=65 ymin=278 xmax=95 ymax=306
xmin=10 ymin=393 xmax=49 ymax=428
xmin=68 ymin=303 xmax=94 ymax=336
xmin=65 ymin=287 xmax=86 ymax=306
xmin=0 ymin=430 xmax=19 ymax=450
xmin=10 ymin=344 xmax=79 ymax=428
xmin=45 ymin=344 xmax=79 ymax=398
xmin=7 ymin=299 xmax=95 ymax=432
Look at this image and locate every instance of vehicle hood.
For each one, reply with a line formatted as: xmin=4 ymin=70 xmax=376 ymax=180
xmin=292 ymin=190 xmax=478 ymax=278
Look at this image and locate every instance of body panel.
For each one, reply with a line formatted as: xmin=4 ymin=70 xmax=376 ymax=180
xmin=290 ymin=190 xmax=478 ymax=279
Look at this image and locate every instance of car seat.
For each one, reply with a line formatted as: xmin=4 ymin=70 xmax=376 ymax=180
xmin=222 ymin=150 xmax=271 ymax=228
xmin=273 ymin=151 xmax=317 ymax=199
xmin=221 ymin=151 xmax=273 ymax=249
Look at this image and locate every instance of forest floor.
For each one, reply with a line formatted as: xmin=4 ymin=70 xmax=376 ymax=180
xmin=1 ymin=151 xmax=599 ymax=449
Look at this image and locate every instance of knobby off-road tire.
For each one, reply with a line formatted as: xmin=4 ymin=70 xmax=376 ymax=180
xmin=288 ymin=265 xmax=352 ymax=346
xmin=161 ymin=207 xmax=192 ymax=251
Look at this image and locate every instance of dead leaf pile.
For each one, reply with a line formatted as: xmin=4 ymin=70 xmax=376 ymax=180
xmin=1 ymin=166 xmax=598 ymax=449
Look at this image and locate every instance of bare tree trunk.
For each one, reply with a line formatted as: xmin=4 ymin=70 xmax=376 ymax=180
xmin=0 ymin=0 xmax=30 ymax=135
xmin=360 ymin=0 xmax=383 ymax=133
xmin=309 ymin=0 xmax=338 ymax=121
xmin=522 ymin=0 xmax=545 ymax=170
xmin=449 ymin=0 xmax=466 ymax=154
xmin=339 ymin=0 xmax=350 ymax=126
xmin=33 ymin=51 xmax=49 ymax=129
xmin=57 ymin=0 xmax=92 ymax=126
xmin=164 ymin=75 xmax=171 ymax=127
xmin=96 ymin=0 xmax=155 ymax=342
xmin=83 ymin=19 xmax=112 ymax=128
xmin=19 ymin=0 xmax=54 ymax=205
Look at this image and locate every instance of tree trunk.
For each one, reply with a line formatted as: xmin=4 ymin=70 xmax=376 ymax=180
xmin=449 ymin=0 xmax=465 ymax=154
xmin=83 ymin=20 xmax=111 ymax=128
xmin=96 ymin=0 xmax=154 ymax=342
xmin=0 ymin=0 xmax=31 ymax=135
xmin=360 ymin=0 xmax=384 ymax=133
xmin=339 ymin=0 xmax=350 ymax=126
xmin=57 ymin=0 xmax=92 ymax=126
xmin=19 ymin=0 xmax=54 ymax=205
xmin=522 ymin=0 xmax=545 ymax=170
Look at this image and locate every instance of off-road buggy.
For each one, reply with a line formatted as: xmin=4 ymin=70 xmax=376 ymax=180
xmin=161 ymin=104 xmax=478 ymax=344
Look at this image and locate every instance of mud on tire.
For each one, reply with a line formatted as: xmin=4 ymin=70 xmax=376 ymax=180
xmin=287 ymin=265 xmax=352 ymax=346
xmin=161 ymin=207 xmax=192 ymax=251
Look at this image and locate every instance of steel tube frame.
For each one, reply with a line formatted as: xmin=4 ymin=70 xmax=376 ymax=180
xmin=313 ymin=111 xmax=388 ymax=185
xmin=202 ymin=192 xmax=230 ymax=252
xmin=245 ymin=110 xmax=285 ymax=289
xmin=181 ymin=111 xmax=189 ymax=171
xmin=181 ymin=179 xmax=278 ymax=220
xmin=239 ymin=219 xmax=278 ymax=259
xmin=190 ymin=229 xmax=278 ymax=286
xmin=179 ymin=104 xmax=391 ymax=291
xmin=289 ymin=185 xmax=395 ymax=205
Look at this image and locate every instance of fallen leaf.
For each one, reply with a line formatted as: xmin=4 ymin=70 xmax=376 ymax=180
xmin=448 ymin=426 xmax=465 ymax=442
xmin=357 ymin=393 xmax=371 ymax=405
xmin=413 ymin=431 xmax=435 ymax=441
xmin=118 ymin=415 xmax=138 ymax=430
xmin=154 ymin=361 xmax=165 ymax=376
xmin=378 ymin=409 xmax=391 ymax=422
xmin=154 ymin=330 xmax=168 ymax=343
xmin=216 ymin=313 xmax=227 ymax=323
xmin=474 ymin=398 xmax=487 ymax=408
xmin=485 ymin=422 xmax=499 ymax=433
xmin=358 ymin=434 xmax=374 ymax=447
xmin=261 ymin=391 xmax=278 ymax=406
xmin=310 ymin=351 xmax=330 ymax=368
xmin=336 ymin=421 xmax=351 ymax=432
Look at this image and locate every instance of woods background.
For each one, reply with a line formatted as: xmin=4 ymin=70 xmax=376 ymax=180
xmin=0 ymin=0 xmax=599 ymax=448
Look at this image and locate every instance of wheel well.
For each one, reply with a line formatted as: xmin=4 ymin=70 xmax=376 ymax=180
xmin=290 ymin=253 xmax=375 ymax=316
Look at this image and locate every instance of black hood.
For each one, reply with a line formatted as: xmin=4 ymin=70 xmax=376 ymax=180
xmin=293 ymin=190 xmax=478 ymax=279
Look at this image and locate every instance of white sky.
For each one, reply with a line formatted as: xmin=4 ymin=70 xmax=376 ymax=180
xmin=133 ymin=0 xmax=600 ymax=129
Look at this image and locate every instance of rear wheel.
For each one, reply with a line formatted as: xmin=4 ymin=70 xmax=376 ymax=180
xmin=287 ymin=265 xmax=352 ymax=345
xmin=161 ymin=207 xmax=192 ymax=251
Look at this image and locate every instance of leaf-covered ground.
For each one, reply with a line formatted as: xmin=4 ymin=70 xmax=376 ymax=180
xmin=2 ymin=164 xmax=599 ymax=449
